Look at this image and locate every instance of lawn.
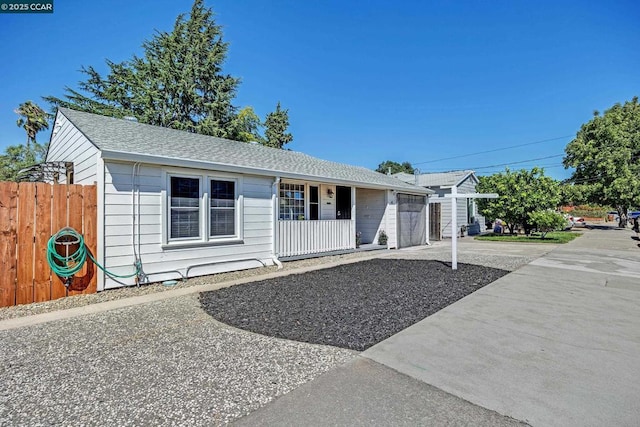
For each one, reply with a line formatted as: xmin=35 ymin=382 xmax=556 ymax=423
xmin=475 ymin=231 xmax=581 ymax=244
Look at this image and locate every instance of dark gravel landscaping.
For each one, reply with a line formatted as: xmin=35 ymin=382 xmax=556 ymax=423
xmin=199 ymin=259 xmax=508 ymax=351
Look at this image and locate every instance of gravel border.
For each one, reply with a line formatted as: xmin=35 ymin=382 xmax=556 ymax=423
xmin=199 ymin=259 xmax=509 ymax=351
xmin=0 ymin=251 xmax=384 ymax=321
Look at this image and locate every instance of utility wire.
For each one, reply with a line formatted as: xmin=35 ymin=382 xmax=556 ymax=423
xmin=477 ymin=163 xmax=566 ymax=175
xmin=429 ymin=154 xmax=565 ymax=172
xmin=413 ymin=135 xmax=573 ymax=165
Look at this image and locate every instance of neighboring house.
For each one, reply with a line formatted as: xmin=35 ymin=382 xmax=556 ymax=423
xmin=394 ymin=170 xmax=485 ymax=239
xmin=46 ymin=108 xmax=432 ymax=290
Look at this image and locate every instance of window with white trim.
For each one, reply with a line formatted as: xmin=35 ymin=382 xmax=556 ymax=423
xmin=167 ymin=174 xmax=239 ymax=243
xmin=170 ymin=176 xmax=201 ymax=239
xmin=210 ymin=180 xmax=236 ymax=237
xmin=279 ymin=182 xmax=305 ymax=220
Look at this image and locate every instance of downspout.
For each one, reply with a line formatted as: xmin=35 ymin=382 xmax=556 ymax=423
xmin=425 ymin=194 xmax=431 ymax=245
xmin=131 ymin=162 xmax=145 ymax=285
xmin=271 ymin=177 xmax=283 ymax=269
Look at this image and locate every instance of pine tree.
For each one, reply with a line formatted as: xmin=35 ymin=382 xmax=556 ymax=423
xmin=45 ymin=0 xmax=240 ymax=138
xmin=263 ymin=102 xmax=293 ymax=149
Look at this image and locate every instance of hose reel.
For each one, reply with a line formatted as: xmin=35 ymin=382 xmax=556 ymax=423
xmin=47 ymin=227 xmax=141 ymax=286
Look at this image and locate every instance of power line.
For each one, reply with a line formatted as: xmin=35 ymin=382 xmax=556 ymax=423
xmin=413 ymin=135 xmax=573 ymax=166
xmin=429 ymin=154 xmax=565 ymax=172
xmin=477 ymin=163 xmax=566 ymax=175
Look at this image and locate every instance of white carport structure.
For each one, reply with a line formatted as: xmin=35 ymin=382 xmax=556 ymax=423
xmin=446 ymin=189 xmax=498 ymax=270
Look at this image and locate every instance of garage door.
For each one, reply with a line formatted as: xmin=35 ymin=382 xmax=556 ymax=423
xmin=398 ymin=194 xmax=426 ymax=248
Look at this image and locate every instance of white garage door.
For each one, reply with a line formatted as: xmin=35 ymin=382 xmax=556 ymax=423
xmin=398 ymin=194 xmax=426 ymax=248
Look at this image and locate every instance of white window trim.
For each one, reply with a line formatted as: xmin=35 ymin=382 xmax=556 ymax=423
xmin=207 ymin=176 xmax=241 ymax=240
xmin=167 ymin=173 xmax=203 ymax=242
xmin=279 ymin=179 xmax=307 ymax=221
xmin=162 ymin=169 xmax=243 ymax=247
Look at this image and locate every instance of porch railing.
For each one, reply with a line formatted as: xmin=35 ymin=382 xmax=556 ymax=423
xmin=277 ymin=220 xmax=355 ymax=258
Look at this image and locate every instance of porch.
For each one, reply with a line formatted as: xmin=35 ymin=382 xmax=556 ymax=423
xmin=277 ymin=219 xmax=356 ymax=258
xmin=275 ymin=181 xmax=396 ymax=258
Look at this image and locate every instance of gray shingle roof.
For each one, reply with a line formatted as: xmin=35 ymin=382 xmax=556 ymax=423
xmin=394 ymin=170 xmax=475 ymax=187
xmin=58 ymin=108 xmax=429 ymax=193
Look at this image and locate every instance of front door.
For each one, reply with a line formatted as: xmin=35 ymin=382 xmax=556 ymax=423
xmin=336 ymin=186 xmax=351 ymax=220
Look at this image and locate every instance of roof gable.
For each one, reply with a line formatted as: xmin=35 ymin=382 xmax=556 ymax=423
xmin=394 ymin=170 xmax=477 ymax=188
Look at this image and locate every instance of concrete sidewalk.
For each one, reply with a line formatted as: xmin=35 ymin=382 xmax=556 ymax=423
xmin=238 ymin=228 xmax=640 ymax=426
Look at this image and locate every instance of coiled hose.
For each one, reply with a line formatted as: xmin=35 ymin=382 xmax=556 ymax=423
xmin=47 ymin=227 xmax=140 ymax=280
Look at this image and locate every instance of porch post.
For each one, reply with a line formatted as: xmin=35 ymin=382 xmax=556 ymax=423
xmin=425 ymin=195 xmax=430 ymax=245
xmin=272 ymin=177 xmax=280 ymax=257
xmin=451 ymin=186 xmax=458 ymax=269
xmin=351 ymin=186 xmax=356 ymax=248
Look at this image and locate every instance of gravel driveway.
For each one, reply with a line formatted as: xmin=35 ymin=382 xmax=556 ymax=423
xmin=0 ymin=241 xmax=541 ymax=426
xmin=0 ymin=295 xmax=355 ymax=426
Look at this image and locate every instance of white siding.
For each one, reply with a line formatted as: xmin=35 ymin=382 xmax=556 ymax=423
xmin=458 ymin=176 xmax=486 ymax=232
xmin=356 ymin=188 xmax=386 ymax=244
xmin=385 ymin=190 xmax=398 ymax=249
xmin=102 ymin=161 xmax=274 ymax=289
xmin=432 ymin=176 xmax=486 ymax=238
xmin=46 ymin=113 xmax=99 ymax=184
xmin=320 ymin=184 xmax=336 ymax=220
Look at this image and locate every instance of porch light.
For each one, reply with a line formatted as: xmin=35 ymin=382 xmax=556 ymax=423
xmin=327 ymin=188 xmax=334 ymax=198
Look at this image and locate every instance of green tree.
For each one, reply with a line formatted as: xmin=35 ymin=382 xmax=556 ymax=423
xmin=233 ymin=106 xmax=264 ymax=143
xmin=15 ymin=101 xmax=50 ymax=150
xmin=45 ymin=0 xmax=241 ymax=138
xmin=1 ymin=101 xmax=50 ymax=181
xmin=559 ymin=183 xmax=592 ymax=207
xmin=263 ymin=102 xmax=293 ymax=149
xmin=476 ymin=167 xmax=561 ymax=234
xmin=0 ymin=143 xmax=46 ymax=181
xmin=528 ymin=210 xmax=568 ymax=238
xmin=375 ymin=160 xmax=414 ymax=175
xmin=563 ymin=97 xmax=640 ymax=227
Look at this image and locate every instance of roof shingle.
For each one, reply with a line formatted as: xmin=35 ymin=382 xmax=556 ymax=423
xmin=58 ymin=108 xmax=429 ymax=193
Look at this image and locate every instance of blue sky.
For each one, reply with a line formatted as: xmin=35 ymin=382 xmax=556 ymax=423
xmin=1 ymin=0 xmax=638 ymax=180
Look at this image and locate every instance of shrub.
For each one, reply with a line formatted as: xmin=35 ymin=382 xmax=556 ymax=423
xmin=528 ymin=210 xmax=568 ymax=238
xmin=378 ymin=230 xmax=388 ymax=245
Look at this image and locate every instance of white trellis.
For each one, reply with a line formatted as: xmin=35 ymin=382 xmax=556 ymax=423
xmin=444 ymin=189 xmax=498 ymax=270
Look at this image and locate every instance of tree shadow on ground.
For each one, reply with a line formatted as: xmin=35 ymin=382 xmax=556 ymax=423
xmin=587 ymin=225 xmax=626 ymax=231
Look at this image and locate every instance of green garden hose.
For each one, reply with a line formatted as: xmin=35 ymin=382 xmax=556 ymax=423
xmin=47 ymin=227 xmax=140 ymax=280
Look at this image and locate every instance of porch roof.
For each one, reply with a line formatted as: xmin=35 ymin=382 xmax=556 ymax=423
xmin=56 ymin=108 xmax=431 ymax=194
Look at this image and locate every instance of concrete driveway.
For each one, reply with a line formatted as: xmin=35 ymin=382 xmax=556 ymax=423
xmin=365 ymin=227 xmax=640 ymax=426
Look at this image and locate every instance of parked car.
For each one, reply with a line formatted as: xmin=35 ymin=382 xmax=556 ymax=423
xmin=568 ymin=216 xmax=587 ymax=227
xmin=629 ymin=211 xmax=640 ymax=219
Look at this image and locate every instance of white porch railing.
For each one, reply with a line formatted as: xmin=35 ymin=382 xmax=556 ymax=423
xmin=277 ymin=220 xmax=355 ymax=257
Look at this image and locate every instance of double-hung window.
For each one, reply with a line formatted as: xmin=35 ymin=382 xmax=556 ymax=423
xmin=168 ymin=174 xmax=239 ymax=243
xmin=210 ymin=180 xmax=236 ymax=237
xmin=170 ymin=176 xmax=201 ymax=239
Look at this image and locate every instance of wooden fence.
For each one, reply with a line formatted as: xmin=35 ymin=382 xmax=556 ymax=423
xmin=0 ymin=182 xmax=97 ymax=308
